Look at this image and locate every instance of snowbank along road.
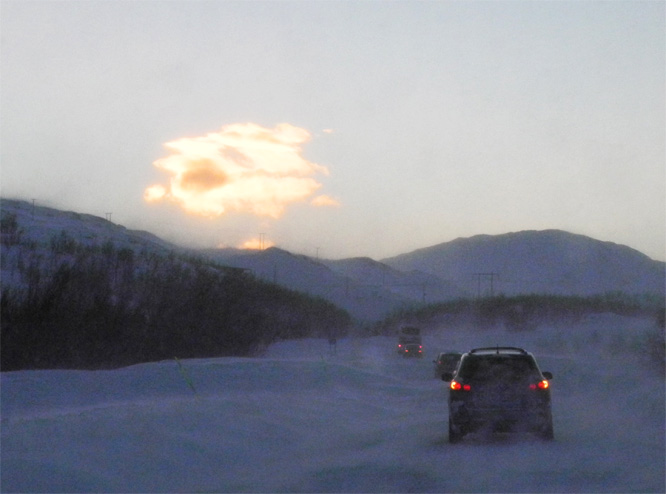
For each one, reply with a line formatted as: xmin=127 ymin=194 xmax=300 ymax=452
xmin=1 ymin=314 xmax=664 ymax=492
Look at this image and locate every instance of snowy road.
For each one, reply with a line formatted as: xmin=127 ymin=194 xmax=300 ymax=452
xmin=2 ymin=315 xmax=664 ymax=492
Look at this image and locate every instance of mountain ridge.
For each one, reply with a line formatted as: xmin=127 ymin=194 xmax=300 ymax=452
xmin=2 ymin=199 xmax=663 ymax=322
xmin=382 ymin=229 xmax=664 ymax=297
xmin=383 ymin=229 xmax=660 ymax=263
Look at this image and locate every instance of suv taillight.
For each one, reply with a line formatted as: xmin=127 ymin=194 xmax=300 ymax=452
xmin=529 ymin=380 xmax=549 ymax=390
xmin=450 ymin=381 xmax=471 ymax=391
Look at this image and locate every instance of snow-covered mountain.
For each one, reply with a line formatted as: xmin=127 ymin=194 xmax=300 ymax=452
xmin=203 ymin=249 xmax=464 ymax=321
xmin=3 ymin=199 xmax=450 ymax=322
xmin=0 ymin=198 xmax=173 ymax=254
xmin=3 ymin=199 xmax=663 ymax=323
xmin=203 ymin=230 xmax=665 ymax=318
xmin=382 ymin=230 xmax=665 ymax=297
xmin=320 ymin=257 xmax=461 ymax=304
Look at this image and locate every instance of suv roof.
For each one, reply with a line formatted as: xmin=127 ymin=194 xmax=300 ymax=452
xmin=468 ymin=347 xmax=528 ymax=355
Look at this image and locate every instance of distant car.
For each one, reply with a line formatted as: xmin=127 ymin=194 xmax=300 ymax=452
xmin=442 ymin=347 xmax=554 ymax=442
xmin=397 ymin=326 xmax=422 ymax=356
xmin=399 ymin=343 xmax=423 ymax=358
xmin=433 ymin=352 xmax=462 ymax=379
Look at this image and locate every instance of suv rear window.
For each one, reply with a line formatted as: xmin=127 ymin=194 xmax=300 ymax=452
xmin=457 ymin=356 xmax=539 ymax=381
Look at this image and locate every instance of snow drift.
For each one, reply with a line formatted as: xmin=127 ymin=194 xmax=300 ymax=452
xmin=2 ymin=314 xmax=663 ymax=492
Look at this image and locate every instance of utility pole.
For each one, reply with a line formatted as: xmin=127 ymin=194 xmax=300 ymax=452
xmin=474 ymin=272 xmax=499 ymax=298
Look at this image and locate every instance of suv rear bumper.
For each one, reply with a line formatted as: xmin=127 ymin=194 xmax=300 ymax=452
xmin=450 ymin=402 xmax=552 ymax=432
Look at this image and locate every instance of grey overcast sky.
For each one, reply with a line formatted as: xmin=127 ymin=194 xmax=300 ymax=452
xmin=2 ymin=1 xmax=664 ymax=260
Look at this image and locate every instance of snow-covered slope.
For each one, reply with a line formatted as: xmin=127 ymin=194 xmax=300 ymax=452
xmin=204 ymin=248 xmax=465 ymax=321
xmin=3 ymin=199 xmax=664 ymax=323
xmin=2 ymin=199 xmax=454 ymax=322
xmin=1 ymin=199 xmax=177 ymax=300
xmin=383 ymin=230 xmax=665 ymax=297
xmin=1 ymin=198 xmax=172 ymax=253
xmin=2 ymin=315 xmax=663 ymax=492
xmin=322 ymin=257 xmax=463 ymax=303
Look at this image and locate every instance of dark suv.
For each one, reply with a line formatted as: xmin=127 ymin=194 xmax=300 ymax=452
xmin=442 ymin=347 xmax=553 ymax=442
xmin=433 ymin=352 xmax=462 ymax=379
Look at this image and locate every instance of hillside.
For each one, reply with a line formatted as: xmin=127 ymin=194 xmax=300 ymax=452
xmin=321 ymin=257 xmax=461 ymax=303
xmin=203 ymin=249 xmax=464 ymax=321
xmin=0 ymin=198 xmax=173 ymax=254
xmin=205 ymin=231 xmax=664 ymax=316
xmin=382 ymin=230 xmax=665 ymax=297
xmin=0 ymin=199 xmax=351 ymax=370
xmin=2 ymin=199 xmax=663 ymax=334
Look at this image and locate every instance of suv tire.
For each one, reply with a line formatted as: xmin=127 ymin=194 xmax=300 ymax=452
xmin=539 ymin=416 xmax=554 ymax=441
xmin=449 ymin=418 xmax=464 ymax=443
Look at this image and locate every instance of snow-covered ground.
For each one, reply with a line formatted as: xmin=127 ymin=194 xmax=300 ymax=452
xmin=2 ymin=314 xmax=664 ymax=493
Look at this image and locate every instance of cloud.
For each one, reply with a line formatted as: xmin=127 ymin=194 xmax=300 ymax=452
xmin=239 ymin=237 xmax=276 ymax=250
xmin=311 ymin=195 xmax=341 ymax=207
xmin=144 ymin=185 xmax=167 ymax=202
xmin=145 ymin=123 xmax=335 ymax=218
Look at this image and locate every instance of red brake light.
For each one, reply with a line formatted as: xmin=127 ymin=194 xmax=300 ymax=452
xmin=530 ymin=380 xmax=549 ymax=390
xmin=450 ymin=381 xmax=471 ymax=391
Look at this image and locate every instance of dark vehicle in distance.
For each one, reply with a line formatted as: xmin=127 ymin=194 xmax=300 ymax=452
xmin=433 ymin=352 xmax=462 ymax=379
xmin=397 ymin=326 xmax=422 ymax=357
xmin=442 ymin=347 xmax=553 ymax=443
xmin=401 ymin=343 xmax=423 ymax=358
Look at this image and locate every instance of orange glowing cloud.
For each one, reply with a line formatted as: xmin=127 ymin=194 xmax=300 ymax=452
xmin=144 ymin=184 xmax=167 ymax=202
xmin=240 ymin=238 xmax=276 ymax=250
xmin=145 ymin=123 xmax=335 ymax=218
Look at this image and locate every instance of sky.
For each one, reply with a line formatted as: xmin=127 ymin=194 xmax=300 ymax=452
xmin=2 ymin=0 xmax=664 ymax=261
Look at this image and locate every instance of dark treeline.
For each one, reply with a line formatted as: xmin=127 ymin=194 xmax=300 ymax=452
xmin=1 ymin=227 xmax=351 ymax=371
xmin=374 ymin=293 xmax=665 ymax=335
